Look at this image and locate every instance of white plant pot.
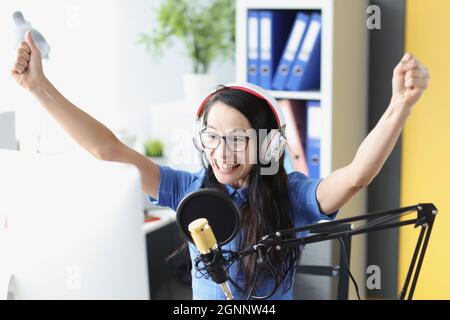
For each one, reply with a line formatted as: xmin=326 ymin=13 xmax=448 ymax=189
xmin=146 ymin=156 xmax=167 ymax=166
xmin=183 ymin=73 xmax=218 ymax=108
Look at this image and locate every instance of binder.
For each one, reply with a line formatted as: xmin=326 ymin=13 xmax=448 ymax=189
xmin=286 ymin=12 xmax=321 ymax=91
xmin=258 ymin=11 xmax=296 ymax=90
xmin=247 ymin=10 xmax=260 ymax=85
xmin=279 ymin=99 xmax=308 ymax=176
xmin=306 ymin=100 xmax=321 ymax=179
xmin=272 ymin=12 xmax=310 ymax=90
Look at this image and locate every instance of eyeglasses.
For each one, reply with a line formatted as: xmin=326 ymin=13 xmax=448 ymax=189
xmin=199 ymin=130 xmax=250 ymax=152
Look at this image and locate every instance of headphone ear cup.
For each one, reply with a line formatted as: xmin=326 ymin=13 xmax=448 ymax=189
xmin=261 ymin=129 xmax=282 ymax=163
xmin=275 ymin=136 xmax=287 ymax=161
xmin=192 ymin=136 xmax=203 ymax=152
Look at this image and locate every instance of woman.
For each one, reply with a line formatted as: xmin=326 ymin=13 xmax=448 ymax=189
xmin=11 ymin=31 xmax=429 ymax=299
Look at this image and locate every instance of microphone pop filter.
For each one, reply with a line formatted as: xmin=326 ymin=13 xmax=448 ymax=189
xmin=176 ymin=188 xmax=241 ymax=246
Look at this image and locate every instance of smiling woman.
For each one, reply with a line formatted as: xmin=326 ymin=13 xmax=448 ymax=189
xmin=199 ymin=86 xmax=304 ymax=295
xmin=159 ymin=83 xmax=337 ymax=300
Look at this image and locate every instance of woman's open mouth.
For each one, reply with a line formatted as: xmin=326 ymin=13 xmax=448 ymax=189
xmin=214 ymin=159 xmax=241 ymax=175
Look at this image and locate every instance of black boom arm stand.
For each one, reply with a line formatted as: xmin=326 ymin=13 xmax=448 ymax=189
xmin=232 ymin=203 xmax=437 ymax=300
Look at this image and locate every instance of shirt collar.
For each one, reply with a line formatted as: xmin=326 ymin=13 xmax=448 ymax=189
xmin=224 ymin=183 xmax=248 ymax=207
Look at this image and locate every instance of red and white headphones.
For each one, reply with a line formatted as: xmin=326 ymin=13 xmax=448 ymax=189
xmin=192 ymin=82 xmax=288 ymax=164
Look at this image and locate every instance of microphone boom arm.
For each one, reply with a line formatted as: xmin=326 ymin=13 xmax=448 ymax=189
xmin=232 ymin=203 xmax=437 ymax=300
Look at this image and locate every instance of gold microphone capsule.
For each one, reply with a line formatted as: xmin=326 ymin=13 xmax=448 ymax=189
xmin=188 ymin=218 xmax=218 ymax=254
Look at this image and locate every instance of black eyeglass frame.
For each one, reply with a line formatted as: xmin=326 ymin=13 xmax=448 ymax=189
xmin=199 ymin=128 xmax=251 ymax=152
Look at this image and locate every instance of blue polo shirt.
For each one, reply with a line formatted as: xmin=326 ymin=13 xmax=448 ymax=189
xmin=148 ymin=164 xmax=338 ymax=300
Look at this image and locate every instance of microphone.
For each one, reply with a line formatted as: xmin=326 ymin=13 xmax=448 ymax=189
xmin=188 ymin=218 xmax=234 ymax=300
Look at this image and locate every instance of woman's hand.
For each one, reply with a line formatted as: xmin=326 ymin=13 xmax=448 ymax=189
xmin=391 ymin=53 xmax=430 ymax=111
xmin=10 ymin=31 xmax=45 ymax=92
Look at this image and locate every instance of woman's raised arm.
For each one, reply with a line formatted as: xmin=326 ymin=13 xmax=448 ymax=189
xmin=10 ymin=31 xmax=161 ymax=198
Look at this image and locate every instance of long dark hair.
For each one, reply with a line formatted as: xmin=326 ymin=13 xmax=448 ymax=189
xmin=168 ymin=86 xmax=301 ymax=295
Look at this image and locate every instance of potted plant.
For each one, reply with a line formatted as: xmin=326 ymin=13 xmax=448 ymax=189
xmin=138 ymin=0 xmax=235 ymax=104
xmin=144 ymin=139 xmax=165 ymax=164
xmin=144 ymin=139 xmax=164 ymax=157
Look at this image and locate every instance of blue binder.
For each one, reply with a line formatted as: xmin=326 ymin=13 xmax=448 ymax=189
xmin=247 ymin=10 xmax=260 ymax=85
xmin=306 ymin=100 xmax=321 ymax=179
xmin=286 ymin=12 xmax=321 ymax=91
xmin=272 ymin=12 xmax=310 ymax=90
xmin=258 ymin=11 xmax=296 ymax=90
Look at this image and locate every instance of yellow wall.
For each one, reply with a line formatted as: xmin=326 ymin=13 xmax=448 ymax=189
xmin=400 ymin=0 xmax=450 ymax=299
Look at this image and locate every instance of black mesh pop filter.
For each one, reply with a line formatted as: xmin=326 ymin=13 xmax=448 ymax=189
xmin=176 ymin=188 xmax=241 ymax=246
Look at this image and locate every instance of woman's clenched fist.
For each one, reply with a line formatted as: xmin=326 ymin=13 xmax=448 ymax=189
xmin=10 ymin=31 xmax=45 ymax=92
xmin=391 ymin=53 xmax=430 ymax=111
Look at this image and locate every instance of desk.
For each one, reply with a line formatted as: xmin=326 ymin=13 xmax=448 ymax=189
xmin=143 ymin=206 xmax=186 ymax=299
xmin=142 ymin=207 xmax=176 ymax=234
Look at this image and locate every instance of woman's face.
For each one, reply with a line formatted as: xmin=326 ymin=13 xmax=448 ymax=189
xmin=203 ymin=101 xmax=257 ymax=188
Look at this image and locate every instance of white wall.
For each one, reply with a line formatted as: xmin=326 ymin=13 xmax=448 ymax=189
xmin=0 ymin=0 xmax=234 ymax=163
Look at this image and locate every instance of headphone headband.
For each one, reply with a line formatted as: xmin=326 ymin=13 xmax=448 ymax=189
xmin=195 ymin=82 xmax=286 ymax=129
xmin=193 ymin=82 xmax=288 ymax=164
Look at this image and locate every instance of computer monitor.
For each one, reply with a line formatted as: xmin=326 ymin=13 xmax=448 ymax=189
xmin=0 ymin=149 xmax=149 ymax=299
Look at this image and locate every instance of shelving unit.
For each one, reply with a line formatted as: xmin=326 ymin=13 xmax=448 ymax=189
xmin=236 ymin=0 xmax=368 ymax=299
xmin=268 ymin=90 xmax=321 ymax=101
